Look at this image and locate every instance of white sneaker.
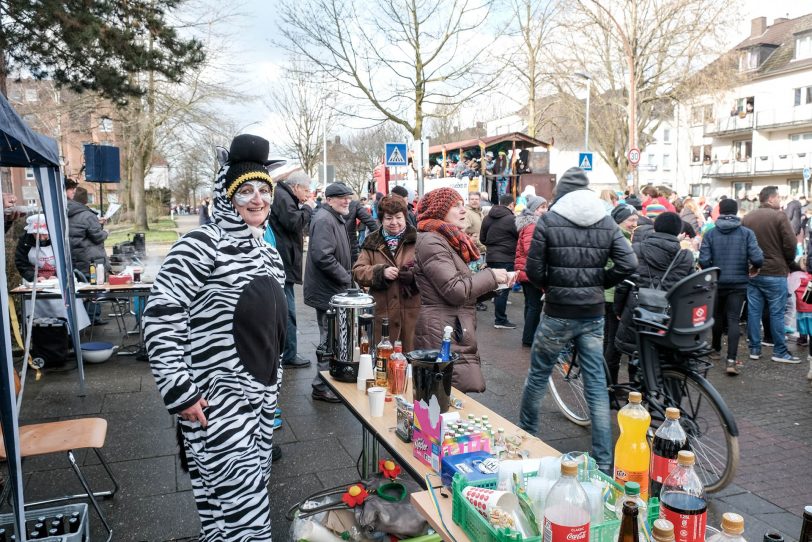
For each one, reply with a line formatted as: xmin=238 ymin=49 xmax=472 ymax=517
xmin=807 ymin=356 xmax=812 ymax=380
xmin=771 ymin=353 xmax=801 ymax=364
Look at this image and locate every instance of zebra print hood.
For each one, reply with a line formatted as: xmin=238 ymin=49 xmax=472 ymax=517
xmin=212 ymin=161 xmax=267 ymax=241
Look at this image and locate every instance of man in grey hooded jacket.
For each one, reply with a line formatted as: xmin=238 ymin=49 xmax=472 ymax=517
xmin=518 ymin=167 xmax=637 ymax=472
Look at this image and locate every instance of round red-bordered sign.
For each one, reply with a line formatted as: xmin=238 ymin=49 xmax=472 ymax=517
xmin=628 ymin=147 xmax=641 ymax=165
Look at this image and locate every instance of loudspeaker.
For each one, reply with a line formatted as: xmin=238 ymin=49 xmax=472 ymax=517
xmin=83 ymin=144 xmax=121 ymax=182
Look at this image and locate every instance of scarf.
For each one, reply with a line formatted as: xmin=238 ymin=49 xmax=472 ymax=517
xmin=418 ymin=218 xmax=480 ymax=263
xmin=383 ymin=226 xmax=406 ymax=256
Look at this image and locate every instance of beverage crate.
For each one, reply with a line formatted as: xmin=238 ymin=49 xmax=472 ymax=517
xmin=0 ymin=503 xmax=89 ymax=541
xmin=452 ymin=472 xmax=659 ymax=542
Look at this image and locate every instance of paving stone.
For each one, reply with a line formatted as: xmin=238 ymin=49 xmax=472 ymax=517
xmin=268 ymin=473 xmax=324 ymax=540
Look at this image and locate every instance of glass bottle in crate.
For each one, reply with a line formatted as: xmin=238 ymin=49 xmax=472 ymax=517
xmin=650 ymin=407 xmax=689 ymax=497
xmin=706 ymin=513 xmax=746 ymax=542
xmin=618 ymin=501 xmax=641 ymax=542
xmin=614 ymin=481 xmax=649 ymax=541
xmin=615 ymin=391 xmax=651 ymax=499
xmin=543 ymin=460 xmax=591 ymax=542
xmin=659 ymin=451 xmax=707 ymax=542
xmin=374 ymin=318 xmax=392 ymax=388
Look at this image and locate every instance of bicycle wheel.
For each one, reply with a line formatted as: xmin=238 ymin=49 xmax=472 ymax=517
xmin=548 ymin=351 xmax=592 ymax=427
xmin=660 ymin=368 xmax=739 ymax=492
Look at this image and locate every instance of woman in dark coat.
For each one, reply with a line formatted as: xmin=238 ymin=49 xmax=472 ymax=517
xmin=353 ymin=195 xmax=420 ymax=352
xmin=614 ymin=212 xmax=696 ymax=355
xmin=412 ymin=188 xmax=508 ymax=393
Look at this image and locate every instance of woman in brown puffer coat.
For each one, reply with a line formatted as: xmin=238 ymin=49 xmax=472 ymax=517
xmin=353 ymin=195 xmax=420 ymax=352
xmin=412 ymin=188 xmax=509 ymax=393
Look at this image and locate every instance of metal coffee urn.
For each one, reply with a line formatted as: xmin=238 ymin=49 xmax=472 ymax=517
xmin=327 ymin=288 xmax=376 ymax=382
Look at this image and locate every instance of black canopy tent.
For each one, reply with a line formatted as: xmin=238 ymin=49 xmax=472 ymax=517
xmin=0 ymin=92 xmax=87 ymax=538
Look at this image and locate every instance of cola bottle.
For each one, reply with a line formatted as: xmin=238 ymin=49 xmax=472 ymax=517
xmin=650 ymin=407 xmax=689 ymax=497
xmin=659 ymin=451 xmax=707 ymax=542
xmin=542 ymin=460 xmax=591 ymax=542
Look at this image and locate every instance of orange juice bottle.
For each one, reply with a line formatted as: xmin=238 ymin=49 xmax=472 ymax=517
xmin=614 ymin=391 xmax=651 ymax=499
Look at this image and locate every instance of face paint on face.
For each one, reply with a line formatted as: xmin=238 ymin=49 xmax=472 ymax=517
xmin=233 ymin=180 xmax=273 ymax=207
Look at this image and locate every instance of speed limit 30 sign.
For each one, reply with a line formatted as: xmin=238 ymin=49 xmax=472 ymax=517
xmin=627 ymin=147 xmax=641 ymax=165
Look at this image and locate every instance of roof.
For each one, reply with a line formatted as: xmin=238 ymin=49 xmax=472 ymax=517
xmin=735 ymin=13 xmax=812 ymax=78
xmin=428 ymin=132 xmax=550 ymax=155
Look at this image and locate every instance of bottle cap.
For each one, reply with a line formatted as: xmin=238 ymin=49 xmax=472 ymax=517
xmin=677 ymin=450 xmax=695 ymax=466
xmin=561 ymin=460 xmax=578 ymax=476
xmin=624 ymin=481 xmax=641 ymax=496
xmin=652 ymin=519 xmax=675 ymax=542
xmin=721 ymin=513 xmax=744 ymax=535
xmin=628 ymin=391 xmax=643 ymax=403
xmin=622 ymin=501 xmax=639 ymax=516
xmin=665 ymin=407 xmax=681 ymax=420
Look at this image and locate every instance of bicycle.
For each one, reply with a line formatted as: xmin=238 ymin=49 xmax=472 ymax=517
xmin=548 ymin=268 xmax=739 ymax=493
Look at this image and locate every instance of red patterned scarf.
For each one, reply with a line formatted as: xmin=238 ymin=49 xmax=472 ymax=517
xmin=418 ymin=218 xmax=481 ymax=263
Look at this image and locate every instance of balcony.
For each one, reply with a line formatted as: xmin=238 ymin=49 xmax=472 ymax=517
xmin=756 ymin=105 xmax=812 ymax=131
xmin=702 ymin=158 xmax=752 ymax=179
xmin=703 ymin=114 xmax=754 ymax=137
xmin=754 ymin=153 xmax=810 ymax=175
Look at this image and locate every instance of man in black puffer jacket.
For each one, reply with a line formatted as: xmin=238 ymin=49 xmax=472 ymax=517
xmin=480 ymin=194 xmax=518 ymax=328
xmin=519 ymin=167 xmax=637 ymax=472
xmin=699 ymin=198 xmax=763 ymax=374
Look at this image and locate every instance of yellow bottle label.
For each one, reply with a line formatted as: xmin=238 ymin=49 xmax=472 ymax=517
xmin=614 ymin=468 xmax=650 ymax=500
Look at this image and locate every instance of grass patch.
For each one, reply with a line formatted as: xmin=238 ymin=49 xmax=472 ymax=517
xmin=105 ymin=218 xmax=179 ymax=247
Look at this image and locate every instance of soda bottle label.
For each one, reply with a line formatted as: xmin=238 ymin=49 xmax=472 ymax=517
xmin=614 ymin=467 xmax=650 ymax=499
xmin=543 ymin=517 xmax=589 ymax=542
xmin=660 ymin=505 xmax=706 ymax=542
xmin=650 ymin=453 xmax=678 ymax=485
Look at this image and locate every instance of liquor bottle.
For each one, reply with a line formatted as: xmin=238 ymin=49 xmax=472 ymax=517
xmin=800 ymin=506 xmax=812 ymax=542
xmin=651 ymin=519 xmax=676 ymax=542
xmin=387 ymin=341 xmax=407 ymax=397
xmin=375 ymin=318 xmax=392 ymax=388
xmin=359 ymin=328 xmax=370 ymax=355
xmin=650 ymin=407 xmax=689 ymax=497
xmin=659 ymin=451 xmax=707 ymax=542
xmin=614 ymin=391 xmax=652 ymax=499
xmin=707 ymin=513 xmax=747 ymax=542
xmin=542 ymin=461 xmax=591 ymax=542
xmin=617 ymin=502 xmax=641 ymax=542
xmin=438 ymin=325 xmax=453 ymax=361
xmin=89 ymin=262 xmax=97 ymax=285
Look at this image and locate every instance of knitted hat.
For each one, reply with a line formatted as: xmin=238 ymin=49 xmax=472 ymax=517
xmin=554 ymin=167 xmax=590 ymax=201
xmin=417 ymin=187 xmax=463 ymax=221
xmin=654 ymin=212 xmax=683 ymax=236
xmin=25 ymin=214 xmax=48 ymax=235
xmin=645 ymin=203 xmax=666 ymax=218
xmin=719 ymin=198 xmax=738 ymax=216
xmin=626 ymin=194 xmax=643 ymax=210
xmin=611 ymin=204 xmax=635 ymax=224
xmin=223 ymin=134 xmax=274 ymax=200
xmin=526 ymin=195 xmax=546 ymax=213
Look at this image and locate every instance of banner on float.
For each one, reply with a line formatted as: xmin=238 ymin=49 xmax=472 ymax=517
xmin=424 ymin=177 xmax=470 ymax=203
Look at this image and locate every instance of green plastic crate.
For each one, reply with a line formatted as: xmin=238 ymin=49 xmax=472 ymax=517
xmin=451 ymin=472 xmax=660 ymax=542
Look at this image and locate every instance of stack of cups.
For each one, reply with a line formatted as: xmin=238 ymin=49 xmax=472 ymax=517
xmin=357 ymin=354 xmax=374 ymax=391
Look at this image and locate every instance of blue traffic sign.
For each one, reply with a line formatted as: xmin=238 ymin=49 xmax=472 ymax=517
xmin=804 ymin=167 xmax=811 ymax=181
xmin=385 ymin=142 xmax=408 ymax=167
xmin=578 ymin=152 xmax=593 ymax=171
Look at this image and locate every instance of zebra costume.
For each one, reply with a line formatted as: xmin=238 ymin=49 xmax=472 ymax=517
xmin=144 ymin=135 xmax=287 ymax=541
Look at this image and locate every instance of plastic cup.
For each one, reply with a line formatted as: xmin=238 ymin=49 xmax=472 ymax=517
xmin=357 ymin=354 xmax=374 ymax=391
xmin=462 ymin=486 xmax=519 ymax=517
xmin=368 ymin=387 xmax=387 ymax=417
xmin=496 ymin=459 xmax=525 ymax=492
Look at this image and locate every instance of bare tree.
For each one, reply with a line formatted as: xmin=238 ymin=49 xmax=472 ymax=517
xmin=277 ymin=0 xmax=502 ymax=141
xmin=504 ymin=0 xmax=562 ymax=138
xmin=333 ymin=123 xmax=407 ymax=195
xmin=265 ymin=62 xmax=338 ymax=177
xmin=426 ymin=99 xmax=462 ymax=143
xmin=553 ymin=0 xmax=738 ymax=191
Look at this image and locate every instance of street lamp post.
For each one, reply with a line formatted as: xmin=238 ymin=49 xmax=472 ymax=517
xmin=575 ymin=72 xmax=591 ymax=152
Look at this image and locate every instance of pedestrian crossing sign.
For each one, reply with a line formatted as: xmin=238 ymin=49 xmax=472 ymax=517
xmin=579 ymin=152 xmax=593 ymax=171
xmin=385 ymin=143 xmax=408 ymax=166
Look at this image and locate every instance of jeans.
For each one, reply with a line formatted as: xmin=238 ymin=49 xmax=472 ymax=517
xmin=519 ymin=314 xmax=612 ymax=470
xmin=282 ymin=283 xmax=297 ymax=363
xmin=747 ymin=275 xmax=789 ymax=356
xmin=521 ymin=282 xmax=543 ymax=345
xmin=712 ymin=287 xmax=746 ymax=361
xmin=490 ymin=262 xmax=513 ymax=325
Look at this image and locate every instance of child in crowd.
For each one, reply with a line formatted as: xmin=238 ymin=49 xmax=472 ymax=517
xmin=793 ymin=262 xmax=812 ymax=376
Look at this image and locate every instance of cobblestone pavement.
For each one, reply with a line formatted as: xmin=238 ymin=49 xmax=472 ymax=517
xmin=11 ymin=217 xmax=810 ymax=541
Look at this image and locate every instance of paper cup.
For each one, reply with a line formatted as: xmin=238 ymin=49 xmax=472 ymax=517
xmin=357 ymin=354 xmax=374 ymax=391
xmin=368 ymin=387 xmax=387 ymax=417
xmin=462 ymin=486 xmax=519 ymax=518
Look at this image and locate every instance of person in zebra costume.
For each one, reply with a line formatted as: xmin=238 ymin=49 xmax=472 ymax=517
xmin=144 ymin=134 xmax=287 ymax=540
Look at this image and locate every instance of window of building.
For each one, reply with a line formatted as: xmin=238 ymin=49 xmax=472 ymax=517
xmin=794 ymin=86 xmax=812 ymax=107
xmin=732 ymin=182 xmax=752 ymax=197
xmin=731 ymin=97 xmax=755 ymax=116
xmin=99 ymin=117 xmax=113 ymax=133
xmin=663 ymin=154 xmax=672 ymax=171
xmin=647 ymin=153 xmax=655 ymax=165
xmin=733 ymin=140 xmax=752 ymax=161
xmin=739 ymin=48 xmax=759 ymax=71
xmin=790 ymin=179 xmax=802 ymax=195
xmin=691 ymin=145 xmax=712 ymax=164
xmin=87 ymin=193 xmax=95 ymax=204
xmin=689 ymin=183 xmax=710 ymax=197
xmin=790 ymin=132 xmax=812 ymax=153
xmin=25 ymin=168 xmax=34 ymax=180
xmin=24 ymin=89 xmax=38 ymax=102
xmin=796 ymin=32 xmax=812 ymax=61
xmin=662 ymin=128 xmax=671 ymax=144
xmin=690 ymin=104 xmax=713 ymax=126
